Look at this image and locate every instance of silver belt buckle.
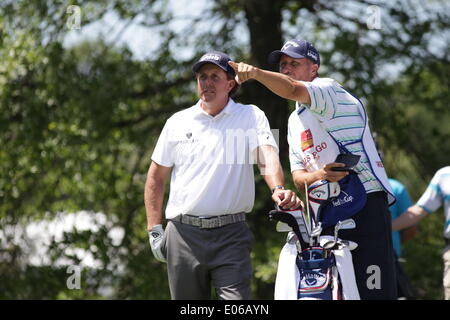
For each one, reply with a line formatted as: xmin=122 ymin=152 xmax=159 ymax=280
xmin=193 ymin=216 xmax=202 ymax=227
xmin=201 ymin=216 xmax=217 ymax=228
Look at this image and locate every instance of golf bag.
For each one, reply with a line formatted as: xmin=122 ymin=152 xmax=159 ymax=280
xmin=296 ymin=246 xmax=342 ymax=300
xmin=270 ymin=180 xmax=360 ymax=300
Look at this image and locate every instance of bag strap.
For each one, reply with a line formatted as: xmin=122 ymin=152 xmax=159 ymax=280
xmin=324 ymin=129 xmax=351 ymax=155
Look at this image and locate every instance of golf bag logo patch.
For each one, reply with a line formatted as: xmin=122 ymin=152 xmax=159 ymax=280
xmin=331 ymin=190 xmax=353 ymax=207
xmin=297 ymin=248 xmax=336 ymax=299
xmin=310 ymin=188 xmax=326 ymax=199
xmin=301 ymin=129 xmax=314 ymax=151
xmin=303 ymin=271 xmax=324 ymax=287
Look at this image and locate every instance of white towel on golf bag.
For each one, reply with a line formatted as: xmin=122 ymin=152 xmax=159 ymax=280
xmin=274 ymin=235 xmax=360 ymax=300
xmin=274 ymin=239 xmax=299 ymax=300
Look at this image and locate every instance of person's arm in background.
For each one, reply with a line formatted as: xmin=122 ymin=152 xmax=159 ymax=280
xmin=394 ymin=182 xmax=418 ymax=243
xmin=256 ymin=145 xmax=302 ymax=210
xmin=392 ymin=205 xmax=428 ymax=231
xmin=393 ymin=168 xmax=443 ymax=232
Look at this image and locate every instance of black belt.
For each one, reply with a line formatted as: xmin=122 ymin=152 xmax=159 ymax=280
xmin=170 ymin=212 xmax=246 ymax=229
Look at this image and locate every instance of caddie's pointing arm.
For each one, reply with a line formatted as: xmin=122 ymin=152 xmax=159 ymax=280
xmin=228 ymin=61 xmax=311 ymax=104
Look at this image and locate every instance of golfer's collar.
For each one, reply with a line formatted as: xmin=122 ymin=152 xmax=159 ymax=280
xmin=222 ymin=98 xmax=238 ymax=115
xmin=193 ymin=98 xmax=237 ymax=117
xmin=192 ymin=100 xmax=204 ymax=115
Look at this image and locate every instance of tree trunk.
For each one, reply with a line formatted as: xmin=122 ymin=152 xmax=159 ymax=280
xmin=242 ymin=0 xmax=289 ymax=158
xmin=239 ymin=0 xmax=290 ymax=300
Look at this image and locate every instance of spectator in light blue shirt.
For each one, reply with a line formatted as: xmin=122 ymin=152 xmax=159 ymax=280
xmin=388 ymin=178 xmax=413 ymax=257
xmin=393 ymin=166 xmax=450 ymax=299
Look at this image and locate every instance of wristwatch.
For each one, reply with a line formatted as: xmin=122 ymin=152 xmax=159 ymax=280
xmin=271 ymin=185 xmax=285 ymax=193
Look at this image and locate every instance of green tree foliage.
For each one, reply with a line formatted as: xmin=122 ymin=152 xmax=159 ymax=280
xmin=0 ymin=0 xmax=448 ymax=299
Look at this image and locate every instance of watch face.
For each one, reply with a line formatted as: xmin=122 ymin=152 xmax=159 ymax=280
xmin=272 ymin=186 xmax=284 ymax=193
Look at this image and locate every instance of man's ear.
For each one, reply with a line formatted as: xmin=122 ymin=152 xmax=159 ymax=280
xmin=228 ymin=79 xmax=236 ymax=92
xmin=311 ymin=64 xmax=319 ymax=77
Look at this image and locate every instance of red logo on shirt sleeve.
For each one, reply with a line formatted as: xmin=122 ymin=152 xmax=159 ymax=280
xmin=301 ymin=129 xmax=314 ymax=151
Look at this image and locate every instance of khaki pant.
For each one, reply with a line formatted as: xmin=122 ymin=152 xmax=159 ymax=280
xmin=443 ymin=245 xmax=450 ymax=300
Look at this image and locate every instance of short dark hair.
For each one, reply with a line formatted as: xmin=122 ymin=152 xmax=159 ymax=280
xmin=226 ymin=73 xmax=240 ymax=97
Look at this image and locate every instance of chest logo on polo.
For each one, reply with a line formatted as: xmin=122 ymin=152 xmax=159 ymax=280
xmin=301 ymin=129 xmax=314 ymax=151
xmin=186 ymin=132 xmax=192 ymax=139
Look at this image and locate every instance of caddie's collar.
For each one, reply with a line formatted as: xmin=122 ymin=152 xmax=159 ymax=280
xmin=296 ymin=102 xmax=307 ymax=114
xmin=296 ymin=77 xmax=321 ymax=114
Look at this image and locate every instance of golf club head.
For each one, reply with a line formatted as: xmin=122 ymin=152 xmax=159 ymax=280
xmin=269 ymin=209 xmax=310 ymax=245
xmin=333 ymin=218 xmax=356 ymax=243
xmin=286 ymin=231 xmax=297 ymax=244
xmin=323 ymin=239 xmax=357 ymax=251
xmin=339 ymin=218 xmax=356 ymax=230
xmin=337 ymin=240 xmax=358 ymax=251
xmin=322 ymin=240 xmax=336 ymax=250
xmin=276 ymin=221 xmax=292 ymax=232
xmin=334 ymin=219 xmax=356 ymax=234
xmin=310 ymin=222 xmax=322 ymax=237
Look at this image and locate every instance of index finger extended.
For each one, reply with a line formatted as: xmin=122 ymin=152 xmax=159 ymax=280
xmin=228 ymin=61 xmax=246 ymax=84
xmin=228 ymin=61 xmax=238 ymax=71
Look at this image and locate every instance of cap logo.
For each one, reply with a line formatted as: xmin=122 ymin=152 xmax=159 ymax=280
xmin=200 ymin=54 xmax=221 ymax=62
xmin=282 ymin=41 xmax=299 ymax=50
xmin=307 ymin=50 xmax=318 ymax=61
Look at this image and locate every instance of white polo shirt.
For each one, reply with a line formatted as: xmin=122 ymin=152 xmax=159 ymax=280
xmin=151 ymin=98 xmax=278 ymax=219
xmin=416 ymin=166 xmax=450 ymax=238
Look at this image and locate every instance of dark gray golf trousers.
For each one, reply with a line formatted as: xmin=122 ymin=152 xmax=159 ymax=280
xmin=162 ymin=220 xmax=254 ymax=300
